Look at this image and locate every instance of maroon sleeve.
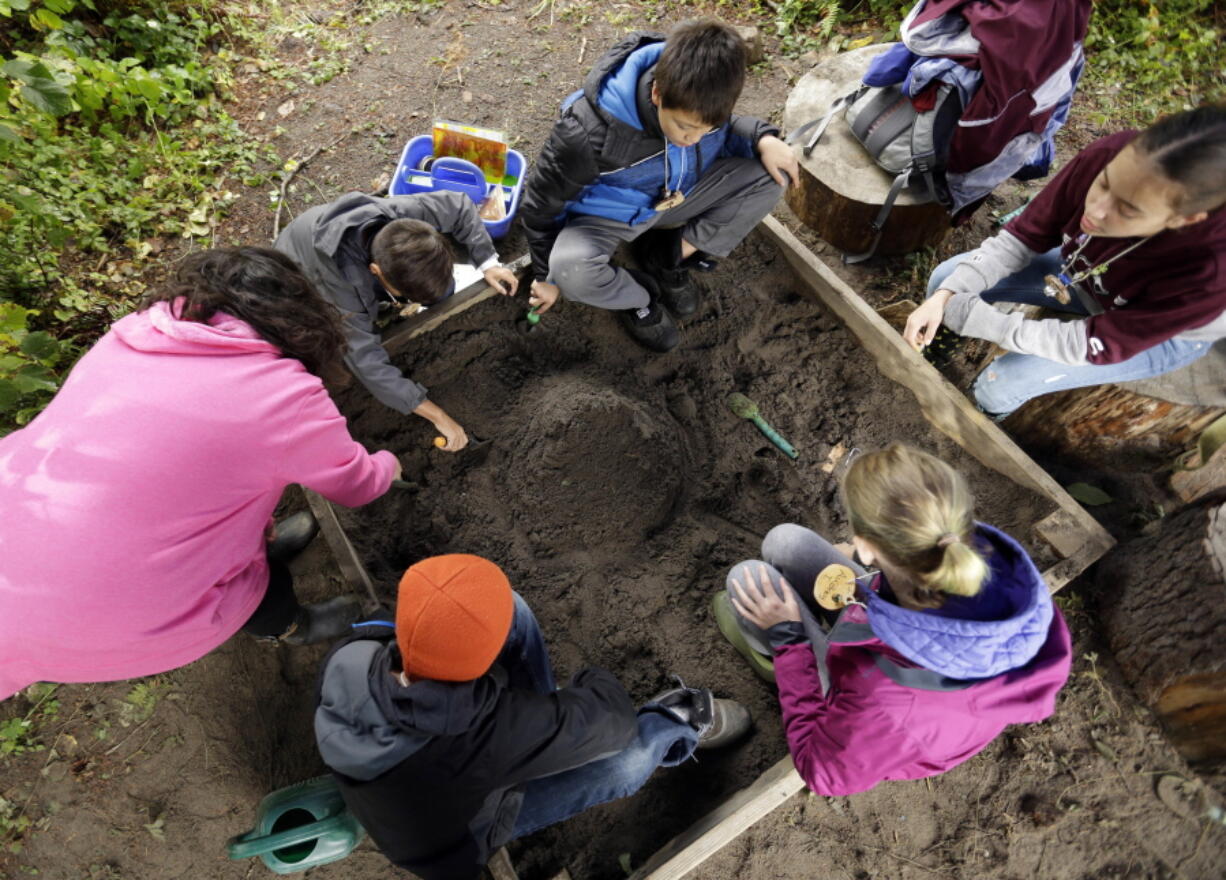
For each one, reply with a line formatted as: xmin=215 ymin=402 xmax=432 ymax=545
xmin=1005 ymin=132 xmax=1136 ymax=254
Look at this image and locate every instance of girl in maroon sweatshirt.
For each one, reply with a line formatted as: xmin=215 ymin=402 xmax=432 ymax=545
xmin=904 ymin=104 xmax=1226 ymax=416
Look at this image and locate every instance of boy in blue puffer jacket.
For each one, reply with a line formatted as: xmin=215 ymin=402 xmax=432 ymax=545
xmin=520 ymin=19 xmax=798 ymax=352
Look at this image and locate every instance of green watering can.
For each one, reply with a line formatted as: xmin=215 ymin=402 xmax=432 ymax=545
xmin=227 ymin=776 xmax=365 ymax=874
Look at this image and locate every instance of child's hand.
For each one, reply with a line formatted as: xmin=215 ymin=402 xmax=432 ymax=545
xmin=903 ymin=289 xmax=955 ymax=349
xmin=484 ymin=266 xmax=519 ymax=296
xmin=432 ymin=417 xmax=468 ymax=452
xmin=529 ymin=280 xmax=561 ymax=314
xmin=757 ymin=134 xmax=799 ymax=189
xmin=730 ymin=563 xmax=802 ymax=629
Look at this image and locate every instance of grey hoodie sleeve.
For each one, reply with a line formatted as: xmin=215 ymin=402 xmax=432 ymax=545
xmin=938 ymin=230 xmax=1038 ymax=297
xmin=939 ymin=229 xmax=1090 ymax=365
xmin=385 ymin=190 xmax=497 ymax=267
xmin=340 ymin=306 xmax=429 ymax=415
xmin=943 ymin=294 xmax=1090 ymax=364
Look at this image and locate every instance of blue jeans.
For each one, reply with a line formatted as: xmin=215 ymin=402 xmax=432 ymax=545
xmin=499 ymin=594 xmax=699 ymax=839
xmin=928 ymin=248 xmax=1211 ymax=415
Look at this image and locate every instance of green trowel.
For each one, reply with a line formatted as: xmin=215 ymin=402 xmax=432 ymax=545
xmin=728 ymin=392 xmax=799 ymax=460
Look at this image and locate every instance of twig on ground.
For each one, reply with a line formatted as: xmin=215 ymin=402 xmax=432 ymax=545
xmin=857 ymin=842 xmax=955 ymax=878
xmin=579 ymin=36 xmax=588 ymax=64
xmin=271 ymin=130 xmax=351 ymax=240
xmin=102 ymin=717 xmax=155 ymax=757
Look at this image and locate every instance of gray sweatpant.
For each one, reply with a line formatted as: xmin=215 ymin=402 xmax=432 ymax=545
xmin=549 ymin=157 xmax=784 ymax=311
xmin=726 ymin=523 xmax=867 ymax=655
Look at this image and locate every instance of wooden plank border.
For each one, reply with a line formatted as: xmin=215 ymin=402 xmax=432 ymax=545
xmin=384 ymin=253 xmax=532 ymax=354
xmin=303 ymin=489 xmax=381 ymax=607
xmin=758 ymin=216 xmax=1115 ymax=591
xmin=305 ymin=225 xmax=1116 ymax=880
xmin=629 ymin=757 xmax=803 ymax=880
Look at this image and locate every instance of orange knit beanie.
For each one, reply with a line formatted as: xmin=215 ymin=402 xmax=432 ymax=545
xmin=396 ymin=554 xmax=514 ymax=681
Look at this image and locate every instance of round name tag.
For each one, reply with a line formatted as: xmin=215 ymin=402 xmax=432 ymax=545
xmin=814 ymin=563 xmax=857 ymax=611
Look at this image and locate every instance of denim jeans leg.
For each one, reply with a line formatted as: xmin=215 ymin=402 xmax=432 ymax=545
xmin=926 ymin=247 xmax=1086 ymax=312
xmin=972 ymin=337 xmax=1212 ymax=416
xmin=509 ymin=708 xmax=698 ymax=839
xmin=495 ymin=592 xmax=557 ymax=695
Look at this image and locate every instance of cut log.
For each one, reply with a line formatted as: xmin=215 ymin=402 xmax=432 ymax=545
xmin=1004 ymin=383 xmax=1225 ymax=472
xmin=782 ymin=45 xmax=949 ymax=257
xmin=1099 ymin=496 xmax=1226 ymax=762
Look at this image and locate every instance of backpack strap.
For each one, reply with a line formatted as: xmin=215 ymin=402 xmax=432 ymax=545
xmin=786 ymin=85 xmax=869 ymax=157
xmin=841 ymin=165 xmax=911 ymax=265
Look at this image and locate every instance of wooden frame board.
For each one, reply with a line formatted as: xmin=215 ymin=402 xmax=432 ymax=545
xmin=758 ymin=216 xmax=1115 ymax=592
xmin=305 ymin=222 xmax=1116 ymax=880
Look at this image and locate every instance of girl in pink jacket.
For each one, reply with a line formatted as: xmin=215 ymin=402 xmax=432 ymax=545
xmin=716 ymin=444 xmax=1071 ymax=795
xmin=0 ymin=248 xmax=399 ymax=701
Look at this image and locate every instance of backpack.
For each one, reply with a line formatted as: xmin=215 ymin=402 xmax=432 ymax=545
xmin=788 ymin=81 xmax=963 ymax=264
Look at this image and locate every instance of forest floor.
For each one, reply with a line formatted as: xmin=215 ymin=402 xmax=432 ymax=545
xmin=1 ymin=2 xmax=1223 ymax=879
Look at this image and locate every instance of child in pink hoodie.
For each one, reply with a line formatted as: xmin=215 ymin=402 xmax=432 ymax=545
xmin=716 ymin=444 xmax=1071 ymax=795
xmin=0 ymin=248 xmax=399 ymax=702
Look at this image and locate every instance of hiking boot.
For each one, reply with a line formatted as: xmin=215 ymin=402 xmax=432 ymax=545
xmin=711 ymin=592 xmax=776 ymax=684
xmin=650 ymin=677 xmax=752 ymax=750
xmin=281 ymin=595 xmax=363 ymax=646
xmin=266 ymin=510 xmax=320 ymax=565
xmin=632 ymin=228 xmax=701 ymax=318
xmin=619 ymin=269 xmax=679 ymax=353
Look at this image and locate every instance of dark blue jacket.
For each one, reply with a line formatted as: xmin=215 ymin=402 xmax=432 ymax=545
xmin=313 ymin=626 xmax=636 ymax=880
xmin=520 ymin=32 xmax=778 ymax=280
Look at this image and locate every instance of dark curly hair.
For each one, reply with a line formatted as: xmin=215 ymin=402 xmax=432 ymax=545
xmin=140 ymin=247 xmax=347 ymax=382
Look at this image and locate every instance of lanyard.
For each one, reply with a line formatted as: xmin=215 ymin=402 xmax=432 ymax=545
xmin=1043 ymin=233 xmax=1153 ymax=304
xmin=655 ymin=146 xmax=687 ymax=212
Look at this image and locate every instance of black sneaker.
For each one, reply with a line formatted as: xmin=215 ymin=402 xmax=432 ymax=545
xmin=650 ymin=678 xmax=752 ymax=749
xmin=281 ymin=595 xmax=363 ymax=646
xmin=632 ymin=228 xmax=700 ymax=318
xmin=266 ymin=510 xmax=320 ymax=565
xmin=620 ymin=269 xmax=679 ymax=353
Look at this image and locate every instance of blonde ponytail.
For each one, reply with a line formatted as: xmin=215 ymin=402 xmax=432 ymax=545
xmin=923 ymin=538 xmax=990 ymax=598
xmin=843 ymin=444 xmax=990 ymax=606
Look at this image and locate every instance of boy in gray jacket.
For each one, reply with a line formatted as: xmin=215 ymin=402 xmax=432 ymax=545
xmin=276 ymin=190 xmax=518 ymax=450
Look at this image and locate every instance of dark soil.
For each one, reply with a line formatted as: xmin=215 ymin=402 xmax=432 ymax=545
xmin=332 ymin=229 xmax=1057 ymax=880
xmin=2 ymin=3 xmax=1223 ymax=880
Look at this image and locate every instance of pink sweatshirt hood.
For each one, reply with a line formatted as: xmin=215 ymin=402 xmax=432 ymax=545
xmin=111 ymin=300 xmax=279 ymax=357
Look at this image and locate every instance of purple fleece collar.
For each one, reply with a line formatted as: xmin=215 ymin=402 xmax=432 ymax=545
xmin=864 ymin=523 xmax=1053 ymax=680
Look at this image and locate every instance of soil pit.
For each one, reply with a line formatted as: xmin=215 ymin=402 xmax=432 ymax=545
xmin=334 ymin=229 xmax=1059 ymax=880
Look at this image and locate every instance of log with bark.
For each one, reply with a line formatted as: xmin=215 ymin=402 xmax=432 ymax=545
xmin=781 ymin=45 xmax=949 ymax=257
xmin=1099 ymin=494 xmax=1226 ymax=762
xmin=1003 ymin=383 xmax=1224 ymax=472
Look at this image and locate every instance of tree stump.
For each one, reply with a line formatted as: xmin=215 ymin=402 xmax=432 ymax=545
xmin=782 ymin=45 xmax=949 ymax=257
xmin=1003 ymin=383 xmax=1224 ymax=472
xmin=1099 ymin=497 xmax=1226 ymax=762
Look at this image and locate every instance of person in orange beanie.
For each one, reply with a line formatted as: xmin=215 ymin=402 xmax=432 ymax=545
xmin=313 ymin=553 xmax=750 ymax=880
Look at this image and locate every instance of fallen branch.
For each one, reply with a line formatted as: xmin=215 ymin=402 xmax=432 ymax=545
xmin=271 ymin=130 xmax=352 ymax=241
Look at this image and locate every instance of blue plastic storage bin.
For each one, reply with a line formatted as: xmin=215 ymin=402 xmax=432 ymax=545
xmin=390 ymin=135 xmax=524 ymax=240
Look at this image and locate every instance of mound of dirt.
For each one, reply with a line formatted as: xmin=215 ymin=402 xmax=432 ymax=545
xmin=506 ymin=378 xmax=688 ymax=549
xmin=332 ymin=229 xmax=1061 ymax=880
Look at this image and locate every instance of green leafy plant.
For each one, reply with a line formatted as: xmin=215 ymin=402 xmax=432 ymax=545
xmin=1083 ymin=1 xmax=1223 ymax=126
xmin=0 ymin=683 xmax=60 ymax=759
xmin=0 ymin=1 xmax=276 ymax=432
